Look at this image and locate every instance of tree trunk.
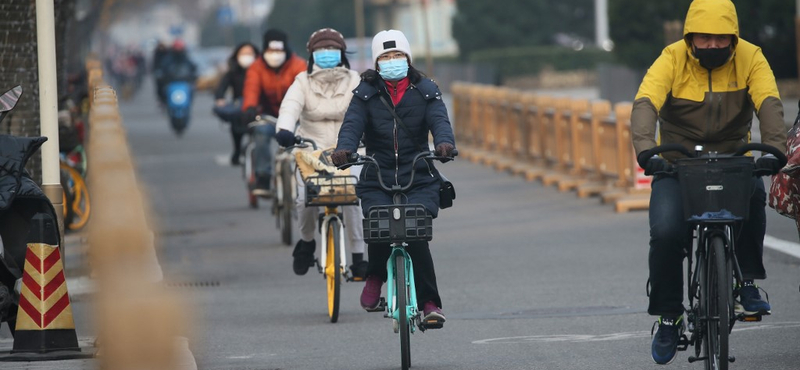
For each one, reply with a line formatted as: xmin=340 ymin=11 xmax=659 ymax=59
xmin=0 ymin=0 xmax=43 ymax=182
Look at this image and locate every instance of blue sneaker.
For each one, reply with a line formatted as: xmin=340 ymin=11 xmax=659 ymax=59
xmin=651 ymin=316 xmax=684 ymax=365
xmin=736 ymin=281 xmax=771 ymax=315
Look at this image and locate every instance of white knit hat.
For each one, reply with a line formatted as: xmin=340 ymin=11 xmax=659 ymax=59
xmin=371 ymin=29 xmax=412 ymax=66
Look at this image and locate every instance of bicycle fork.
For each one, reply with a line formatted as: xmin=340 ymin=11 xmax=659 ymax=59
xmin=386 ymin=246 xmax=420 ymax=333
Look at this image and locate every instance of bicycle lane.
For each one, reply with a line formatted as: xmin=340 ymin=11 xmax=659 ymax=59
xmin=113 ymin=85 xmax=800 ymax=369
xmin=428 ymin=159 xmax=800 ymax=370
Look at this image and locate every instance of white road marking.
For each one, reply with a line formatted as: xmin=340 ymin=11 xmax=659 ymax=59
xmin=214 ymin=154 xmax=232 ymax=166
xmin=473 ymin=322 xmax=800 ymax=344
xmin=763 ymin=235 xmax=800 ymax=259
xmin=226 ymin=355 xmax=255 ymax=359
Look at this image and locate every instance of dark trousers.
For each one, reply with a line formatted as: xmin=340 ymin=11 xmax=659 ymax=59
xmin=231 ymin=127 xmax=244 ymax=159
xmin=648 ymin=176 xmax=767 ymax=316
xmin=366 ymin=241 xmax=442 ymax=310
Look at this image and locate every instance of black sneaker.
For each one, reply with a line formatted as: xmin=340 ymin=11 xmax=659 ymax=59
xmin=736 ymin=281 xmax=771 ymax=315
xmin=292 ymin=240 xmax=316 ymax=275
xmin=651 ymin=316 xmax=684 ymax=365
xmin=349 ymin=260 xmax=368 ymax=281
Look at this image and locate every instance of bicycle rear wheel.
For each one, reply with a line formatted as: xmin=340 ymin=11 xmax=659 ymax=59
xmin=396 ymin=254 xmax=411 ymax=370
xmin=704 ymin=236 xmax=730 ymax=370
xmin=280 ymin=159 xmax=293 ymax=246
xmin=326 ymin=219 xmax=341 ymax=323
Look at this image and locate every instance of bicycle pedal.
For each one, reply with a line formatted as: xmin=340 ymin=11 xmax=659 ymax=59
xmin=676 ymin=334 xmax=690 ymax=351
xmin=419 ymin=319 xmax=443 ymax=330
xmin=365 ymin=298 xmax=386 ymax=312
xmin=738 ymin=314 xmax=762 ymax=322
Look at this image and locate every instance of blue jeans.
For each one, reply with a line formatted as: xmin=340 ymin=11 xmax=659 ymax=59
xmin=253 ymin=124 xmax=275 ymax=178
xmin=647 ymin=175 xmax=767 ymax=316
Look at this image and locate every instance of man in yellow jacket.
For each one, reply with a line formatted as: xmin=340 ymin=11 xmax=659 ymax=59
xmin=630 ymin=0 xmax=786 ymax=364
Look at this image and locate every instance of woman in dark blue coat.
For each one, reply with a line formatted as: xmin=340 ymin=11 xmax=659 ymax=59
xmin=332 ymin=30 xmax=455 ymax=327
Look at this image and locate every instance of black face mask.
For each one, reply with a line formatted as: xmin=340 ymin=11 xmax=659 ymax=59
xmin=694 ymin=47 xmax=731 ymax=70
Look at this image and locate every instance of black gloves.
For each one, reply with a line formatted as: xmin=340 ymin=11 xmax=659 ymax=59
xmin=434 ymin=143 xmax=456 ymax=157
xmin=331 ymin=150 xmax=353 ymax=167
xmin=637 ymin=151 xmax=671 ymax=176
xmin=243 ymin=107 xmax=257 ymax=125
xmin=275 ymin=130 xmax=296 ymax=148
xmin=756 ymin=155 xmax=782 ymax=175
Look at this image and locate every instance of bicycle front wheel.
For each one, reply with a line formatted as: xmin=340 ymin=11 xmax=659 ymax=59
xmin=326 ymin=219 xmax=341 ymax=323
xmin=705 ymin=236 xmax=730 ymax=370
xmin=396 ymin=254 xmax=411 ymax=370
xmin=280 ymin=159 xmax=293 ymax=246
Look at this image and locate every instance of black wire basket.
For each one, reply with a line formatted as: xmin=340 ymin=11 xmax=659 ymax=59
xmin=304 ymin=174 xmax=359 ymax=207
xmin=677 ymin=156 xmax=755 ymax=220
xmin=363 ymin=204 xmax=433 ymax=243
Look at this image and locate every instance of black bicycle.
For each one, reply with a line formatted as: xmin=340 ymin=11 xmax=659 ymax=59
xmin=640 ymin=143 xmax=787 ymax=370
xmin=339 ymin=149 xmax=456 ymax=370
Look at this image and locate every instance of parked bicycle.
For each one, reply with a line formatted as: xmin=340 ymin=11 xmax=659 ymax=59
xmin=639 ymin=143 xmax=787 ymax=370
xmin=60 ymin=159 xmax=90 ymax=231
xmin=339 ymin=149 xmax=456 ymax=370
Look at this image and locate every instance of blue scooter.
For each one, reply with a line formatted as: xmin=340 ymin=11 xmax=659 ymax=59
xmin=165 ymin=81 xmax=193 ymax=136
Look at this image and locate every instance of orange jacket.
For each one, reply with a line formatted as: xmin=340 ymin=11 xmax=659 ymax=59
xmin=242 ymin=54 xmax=307 ymax=116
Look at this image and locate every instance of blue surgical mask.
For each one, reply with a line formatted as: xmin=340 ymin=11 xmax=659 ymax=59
xmin=313 ymin=50 xmax=341 ymax=69
xmin=377 ymin=59 xmax=409 ymax=81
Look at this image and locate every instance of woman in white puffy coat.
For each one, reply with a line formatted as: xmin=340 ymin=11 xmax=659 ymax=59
xmin=274 ymin=28 xmax=367 ymax=278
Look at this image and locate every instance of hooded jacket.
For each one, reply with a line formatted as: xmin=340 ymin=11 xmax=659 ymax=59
xmin=275 ymin=66 xmax=361 ymax=150
xmin=336 ymin=71 xmax=455 ymax=217
xmin=631 ymin=0 xmax=786 ymax=161
xmin=242 ymin=53 xmax=307 ymax=117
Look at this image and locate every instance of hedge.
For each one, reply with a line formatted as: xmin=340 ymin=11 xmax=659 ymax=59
xmin=468 ymin=46 xmax=615 ymax=81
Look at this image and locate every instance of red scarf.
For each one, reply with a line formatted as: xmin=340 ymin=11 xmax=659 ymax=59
xmin=384 ymin=77 xmax=409 ymax=106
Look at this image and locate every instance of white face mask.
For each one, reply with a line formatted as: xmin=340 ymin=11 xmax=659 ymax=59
xmin=237 ymin=55 xmax=255 ymax=68
xmin=264 ymin=51 xmax=287 ymax=68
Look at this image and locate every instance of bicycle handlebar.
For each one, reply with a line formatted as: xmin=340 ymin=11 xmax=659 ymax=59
xmin=637 ymin=144 xmax=694 ymax=168
xmin=639 ymin=142 xmax=788 ymax=177
xmin=247 ymin=115 xmax=277 ymax=129
xmin=731 ymin=143 xmax=788 ymax=166
xmin=284 ymin=135 xmax=318 ymax=151
xmin=338 ymin=150 xmax=457 ymax=193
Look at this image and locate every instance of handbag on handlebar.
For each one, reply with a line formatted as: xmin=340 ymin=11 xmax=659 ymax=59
xmin=379 ymin=95 xmax=456 ymax=209
xmin=768 ymin=108 xmax=800 ymax=219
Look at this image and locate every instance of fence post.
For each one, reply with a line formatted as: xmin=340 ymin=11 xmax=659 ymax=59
xmin=576 ymin=100 xmax=614 ymax=198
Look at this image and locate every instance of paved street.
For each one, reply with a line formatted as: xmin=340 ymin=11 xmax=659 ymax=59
xmin=115 ymin=83 xmax=800 ymax=370
xmin=3 ymin=83 xmax=799 ymax=370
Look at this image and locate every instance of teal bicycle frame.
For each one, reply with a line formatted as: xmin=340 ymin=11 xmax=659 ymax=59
xmin=386 ymin=245 xmax=419 ymax=332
